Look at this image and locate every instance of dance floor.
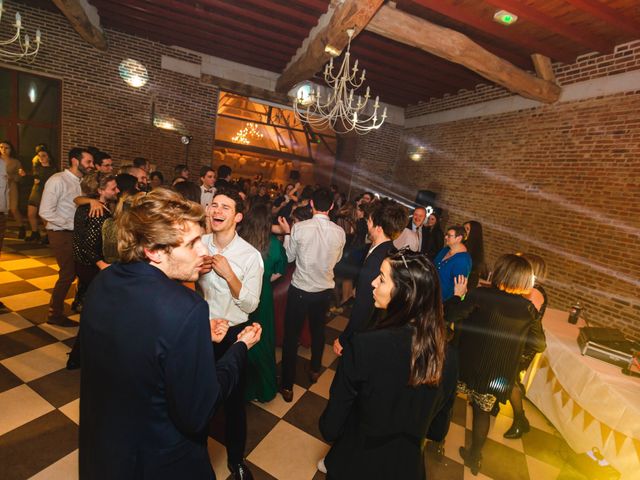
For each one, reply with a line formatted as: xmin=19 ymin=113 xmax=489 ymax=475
xmin=0 ymin=233 xmax=590 ymax=479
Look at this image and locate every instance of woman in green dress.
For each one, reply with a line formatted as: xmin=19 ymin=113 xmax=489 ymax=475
xmin=240 ymin=203 xmax=287 ymax=402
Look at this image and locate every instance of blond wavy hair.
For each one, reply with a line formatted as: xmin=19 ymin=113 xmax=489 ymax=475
xmin=117 ymin=187 xmax=205 ymax=263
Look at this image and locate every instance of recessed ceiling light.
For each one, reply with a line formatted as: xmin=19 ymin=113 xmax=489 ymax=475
xmin=493 ymin=10 xmax=518 ymax=26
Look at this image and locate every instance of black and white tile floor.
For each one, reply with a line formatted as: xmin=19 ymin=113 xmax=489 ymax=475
xmin=0 ymin=234 xmax=592 ymax=479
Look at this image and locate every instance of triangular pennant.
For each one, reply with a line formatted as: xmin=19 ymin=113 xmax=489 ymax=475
xmin=539 ymin=356 xmax=549 ymax=369
xmin=571 ymin=401 xmax=582 ymax=421
xmin=584 ymin=411 xmax=595 ymax=430
xmin=613 ymin=431 xmax=627 ymax=455
xmin=552 ymin=379 xmax=562 ymax=395
xmin=560 ymin=390 xmax=570 ymax=407
xmin=633 ymin=438 xmax=640 ymax=462
xmin=546 ymin=367 xmax=555 ymax=384
xmin=600 ymin=423 xmax=612 ymax=445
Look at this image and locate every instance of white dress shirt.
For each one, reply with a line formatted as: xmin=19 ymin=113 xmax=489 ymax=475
xmin=283 ymin=213 xmax=346 ymax=292
xmin=39 ymin=170 xmax=81 ymax=231
xmin=393 ymin=228 xmax=420 ymax=252
xmin=198 ymin=232 xmax=264 ymax=327
xmin=200 ymin=185 xmax=215 ymax=208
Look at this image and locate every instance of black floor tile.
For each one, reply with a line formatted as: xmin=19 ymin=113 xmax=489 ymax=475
xmin=10 ymin=266 xmax=59 ymax=280
xmin=283 ymin=391 xmax=327 ymax=441
xmin=0 ymin=326 xmax=58 ymax=360
xmin=0 ymin=363 xmax=22 ymax=394
xmin=245 ymin=460 xmax=278 ymax=480
xmin=245 ymin=402 xmax=280 ymax=454
xmin=522 ymin=426 xmax=573 ymax=470
xmin=425 ymin=445 xmax=465 ymax=480
xmin=324 ymin=326 xmax=341 ymax=346
xmin=36 ymin=256 xmax=59 ymax=266
xmin=28 ymin=368 xmax=81 ymax=408
xmin=0 ymin=410 xmax=78 ymax=480
xmin=481 ymin=437 xmax=530 ymax=480
xmin=0 ymin=280 xmax=40 ymax=297
xmin=15 ymin=304 xmax=50 ymax=324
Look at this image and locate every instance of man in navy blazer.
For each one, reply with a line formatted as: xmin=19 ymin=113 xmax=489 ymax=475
xmin=79 ymin=188 xmax=261 ymax=479
xmin=334 ymin=199 xmax=408 ymax=354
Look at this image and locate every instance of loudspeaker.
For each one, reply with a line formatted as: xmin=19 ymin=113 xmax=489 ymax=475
xmin=415 ymin=190 xmax=437 ymax=207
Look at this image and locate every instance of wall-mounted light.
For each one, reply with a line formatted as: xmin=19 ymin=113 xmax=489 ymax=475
xmin=119 ymin=58 xmax=148 ymax=88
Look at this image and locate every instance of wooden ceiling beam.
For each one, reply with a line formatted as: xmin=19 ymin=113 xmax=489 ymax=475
xmin=275 ymin=0 xmax=385 ymax=93
xmin=52 ymin=0 xmax=107 ymax=50
xmin=483 ymin=0 xmax=611 ymax=54
xmin=201 ymin=74 xmax=291 ymax=106
xmin=564 ymin=0 xmax=640 ymax=38
xmin=410 ymin=0 xmax=575 ymax=63
xmin=531 ymin=54 xmax=556 ymax=83
xmin=97 ymin=1 xmax=293 ymax=63
xmin=367 ymin=5 xmax=561 ymax=103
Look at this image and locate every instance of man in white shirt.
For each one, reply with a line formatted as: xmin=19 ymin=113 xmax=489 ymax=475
xmin=198 ymin=188 xmax=263 ymax=480
xmin=39 ymin=148 xmax=94 ymax=326
xmin=199 ymin=166 xmax=216 ymax=208
xmin=277 ymin=188 xmax=345 ymax=402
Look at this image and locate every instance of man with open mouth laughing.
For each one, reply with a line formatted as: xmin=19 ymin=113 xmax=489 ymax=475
xmin=199 ymin=188 xmax=264 ymax=480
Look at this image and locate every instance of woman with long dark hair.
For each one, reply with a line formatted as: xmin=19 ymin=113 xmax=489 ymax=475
xmin=239 ymin=203 xmax=287 ymax=402
xmin=447 ymin=254 xmax=544 ymax=475
xmin=463 ymin=220 xmax=488 ymax=288
xmin=319 ymin=250 xmax=458 ymax=479
xmin=423 ymin=212 xmax=444 ymax=260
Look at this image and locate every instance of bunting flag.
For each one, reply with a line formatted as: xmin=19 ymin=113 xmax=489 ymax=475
xmin=634 ymin=438 xmax=640 ymax=462
xmin=571 ymin=401 xmax=582 ymax=421
xmin=539 ymin=356 xmax=549 ymax=369
xmin=560 ymin=390 xmax=570 ymax=408
xmin=600 ymin=423 xmax=612 ymax=445
xmin=552 ymin=378 xmax=562 ymax=395
xmin=546 ymin=367 xmax=554 ymax=383
xmin=613 ymin=431 xmax=627 ymax=455
xmin=584 ymin=411 xmax=595 ymax=430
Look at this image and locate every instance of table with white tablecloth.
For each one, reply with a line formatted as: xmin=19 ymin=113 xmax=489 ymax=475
xmin=526 ymin=308 xmax=640 ymax=479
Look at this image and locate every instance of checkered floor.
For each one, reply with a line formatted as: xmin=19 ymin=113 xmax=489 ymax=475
xmin=0 ymin=232 xmax=593 ymax=479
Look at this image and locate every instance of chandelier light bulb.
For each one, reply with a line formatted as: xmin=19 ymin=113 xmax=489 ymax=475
xmin=0 ymin=3 xmax=42 ymax=63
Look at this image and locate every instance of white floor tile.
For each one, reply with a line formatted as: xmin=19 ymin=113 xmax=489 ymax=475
xmin=0 ymin=385 xmax=54 ymax=436
xmin=29 ymin=449 xmax=78 ymax=480
xmin=1 ymin=342 xmax=70 ymax=382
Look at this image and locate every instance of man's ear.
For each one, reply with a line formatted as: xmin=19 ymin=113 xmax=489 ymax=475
xmin=144 ymin=247 xmax=164 ymax=264
xmin=234 ymin=212 xmax=243 ymax=225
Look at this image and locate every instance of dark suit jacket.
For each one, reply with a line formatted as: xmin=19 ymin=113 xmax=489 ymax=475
xmin=79 ymin=262 xmax=246 ymax=480
xmin=339 ymin=240 xmax=394 ymax=344
xmin=320 ymin=327 xmax=458 ymax=479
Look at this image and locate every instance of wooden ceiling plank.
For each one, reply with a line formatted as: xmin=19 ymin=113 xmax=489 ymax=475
xmin=564 ymin=0 xmax=640 ymax=38
xmin=201 ymin=74 xmax=291 ymax=105
xmin=275 ymin=0 xmax=385 ymax=93
xmin=97 ymin=0 xmax=292 ymax=62
xmin=195 ymin=0 xmax=309 ymax=36
xmin=531 ymin=53 xmax=556 ymax=82
xmin=52 ymin=0 xmax=108 ymax=50
xmin=98 ymin=0 xmax=297 ymax=58
xmin=483 ymin=0 xmax=611 ymax=54
xmin=143 ymin=0 xmax=303 ymax=48
xmin=367 ymin=5 xmax=560 ymax=103
xmin=409 ymin=0 xmax=575 ymax=63
xmin=225 ymin=0 xmax=321 ymax=25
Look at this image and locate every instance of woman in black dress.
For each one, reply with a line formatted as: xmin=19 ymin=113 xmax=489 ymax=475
xmin=447 ymin=254 xmax=544 ymax=475
xmin=463 ymin=220 xmax=488 ymax=288
xmin=503 ymin=253 xmax=548 ymax=439
xmin=319 ymin=250 xmax=458 ymax=479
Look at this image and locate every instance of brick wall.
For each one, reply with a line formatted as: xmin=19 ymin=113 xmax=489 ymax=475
xmin=1 ymin=2 xmax=219 ymax=181
xmin=352 ymin=44 xmax=640 ymax=338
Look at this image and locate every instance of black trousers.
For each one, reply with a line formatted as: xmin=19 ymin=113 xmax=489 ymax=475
xmin=281 ymin=285 xmax=331 ymax=390
xmin=68 ymin=263 xmax=100 ymax=366
xmin=214 ymin=322 xmax=248 ymax=464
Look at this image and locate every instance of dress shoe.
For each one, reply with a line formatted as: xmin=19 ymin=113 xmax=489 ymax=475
xmin=459 ymin=447 xmax=482 ymax=476
xmin=71 ymin=300 xmax=83 ymax=313
xmin=40 ymin=234 xmax=49 ymax=245
xmin=309 ymin=370 xmax=321 ymax=384
xmin=66 ymin=357 xmax=81 ymax=370
xmin=279 ymin=387 xmax=293 ymax=403
xmin=47 ymin=315 xmax=78 ymax=327
xmin=227 ymin=461 xmax=254 ymax=480
xmin=25 ymin=231 xmax=41 ymax=242
xmin=504 ymin=414 xmax=530 ymax=439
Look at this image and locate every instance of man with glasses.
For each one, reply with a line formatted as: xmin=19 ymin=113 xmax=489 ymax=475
xmin=433 ymin=225 xmax=472 ymax=301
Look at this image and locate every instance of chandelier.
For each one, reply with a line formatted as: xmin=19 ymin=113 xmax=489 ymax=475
xmin=293 ymin=28 xmax=386 ymax=135
xmin=0 ymin=0 xmax=42 ymax=63
xmin=232 ymin=122 xmax=263 ymax=145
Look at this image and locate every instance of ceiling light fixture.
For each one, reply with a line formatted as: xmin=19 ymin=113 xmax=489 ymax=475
xmin=232 ymin=122 xmax=263 ymax=145
xmin=0 ymin=0 xmax=42 ymax=63
xmin=493 ymin=10 xmax=518 ymax=26
xmin=293 ymin=28 xmax=386 ymax=135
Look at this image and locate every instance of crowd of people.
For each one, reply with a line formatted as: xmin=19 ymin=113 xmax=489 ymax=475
xmin=0 ymin=142 xmax=550 ymax=479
